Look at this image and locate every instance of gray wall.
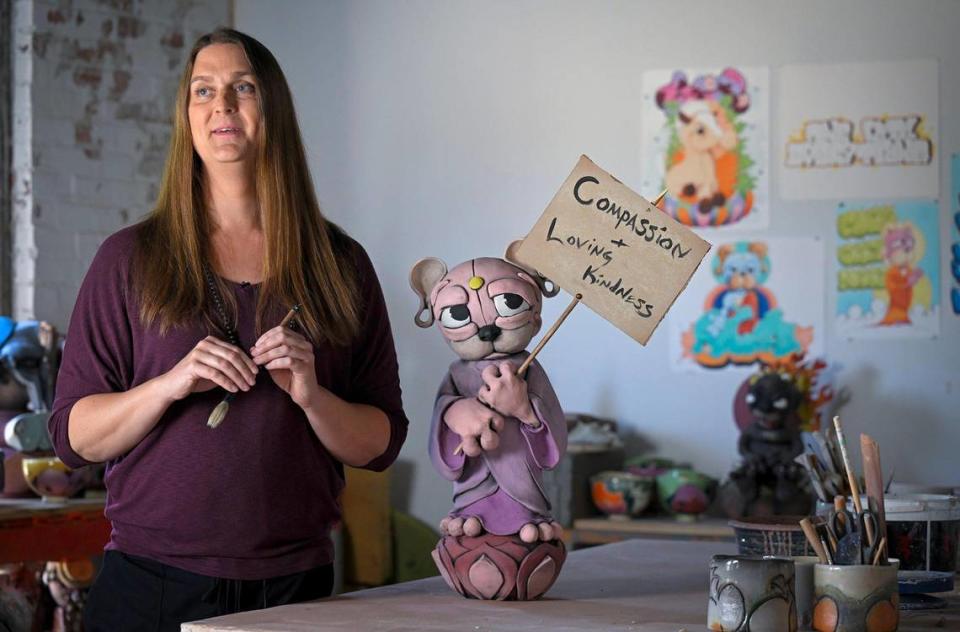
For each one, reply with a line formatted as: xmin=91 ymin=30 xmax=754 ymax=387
xmin=12 ymin=0 xmax=231 ymax=325
xmin=235 ymin=0 xmax=960 ymax=528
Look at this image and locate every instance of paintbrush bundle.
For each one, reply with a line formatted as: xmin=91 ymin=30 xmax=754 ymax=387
xmin=799 ymin=430 xmax=844 ymax=502
xmin=797 ymin=416 xmax=890 ymax=567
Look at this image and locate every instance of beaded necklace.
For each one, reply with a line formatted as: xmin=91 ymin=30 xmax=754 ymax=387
xmin=203 ymin=266 xmax=241 ymax=428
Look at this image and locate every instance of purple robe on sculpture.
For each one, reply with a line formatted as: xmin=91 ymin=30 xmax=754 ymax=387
xmin=429 ymin=351 xmax=565 ymax=535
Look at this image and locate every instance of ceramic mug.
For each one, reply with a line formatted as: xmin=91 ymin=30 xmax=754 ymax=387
xmin=708 ymin=555 xmax=797 ymax=632
xmin=812 ymin=561 xmax=899 ymax=632
xmin=792 ymin=556 xmax=819 ymax=630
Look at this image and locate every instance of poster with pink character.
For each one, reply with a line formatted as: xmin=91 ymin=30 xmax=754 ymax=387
xmin=641 ymin=66 xmax=770 ymax=230
xmin=835 ymin=201 xmax=940 ymax=339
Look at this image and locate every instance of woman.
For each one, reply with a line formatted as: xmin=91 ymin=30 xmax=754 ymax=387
xmin=47 ymin=28 xmax=408 ymax=630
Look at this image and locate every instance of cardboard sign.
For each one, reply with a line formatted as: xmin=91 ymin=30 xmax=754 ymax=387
xmin=513 ymin=155 xmax=711 ymax=345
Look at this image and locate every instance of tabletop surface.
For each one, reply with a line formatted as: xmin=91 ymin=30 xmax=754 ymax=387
xmin=183 ymin=538 xmax=959 ymax=632
xmin=0 ymin=496 xmax=105 ymax=519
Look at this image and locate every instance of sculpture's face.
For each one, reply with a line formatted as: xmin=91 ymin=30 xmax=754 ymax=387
xmin=430 ymin=258 xmax=543 ymax=361
xmin=744 ymin=372 xmax=801 ymax=429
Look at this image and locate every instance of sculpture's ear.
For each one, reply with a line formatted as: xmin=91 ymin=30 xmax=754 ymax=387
xmin=409 ymin=257 xmax=448 ymax=328
xmin=504 ymin=240 xmax=560 ymax=298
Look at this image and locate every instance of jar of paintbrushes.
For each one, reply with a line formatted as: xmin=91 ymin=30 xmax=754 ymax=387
xmin=798 ymin=416 xmax=898 ymax=632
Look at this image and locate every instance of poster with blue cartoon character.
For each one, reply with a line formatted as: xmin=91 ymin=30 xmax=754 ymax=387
xmin=670 ymin=238 xmax=824 ymax=371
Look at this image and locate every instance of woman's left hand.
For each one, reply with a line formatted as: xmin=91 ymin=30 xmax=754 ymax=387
xmin=251 ymin=326 xmax=318 ymax=409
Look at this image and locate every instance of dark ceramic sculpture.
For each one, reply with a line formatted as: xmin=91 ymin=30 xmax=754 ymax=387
xmin=720 ymin=367 xmax=812 ymax=518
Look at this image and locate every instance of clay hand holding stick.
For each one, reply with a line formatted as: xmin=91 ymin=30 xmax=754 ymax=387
xmin=450 ymin=294 xmax=581 ymax=456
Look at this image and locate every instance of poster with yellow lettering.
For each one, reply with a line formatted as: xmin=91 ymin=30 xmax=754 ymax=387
xmin=778 ymin=60 xmax=938 ymax=200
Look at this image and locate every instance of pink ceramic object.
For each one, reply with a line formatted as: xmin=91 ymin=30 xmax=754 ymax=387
xmin=412 ymin=247 xmax=568 ymax=599
xmin=432 ymin=533 xmax=566 ymax=601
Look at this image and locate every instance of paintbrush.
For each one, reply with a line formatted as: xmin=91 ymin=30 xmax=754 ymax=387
xmin=800 ymin=518 xmax=829 ymax=564
xmin=833 ymin=416 xmax=875 ymax=553
xmin=207 ymin=304 xmax=301 ymax=428
xmin=795 ymin=453 xmax=829 ymax=503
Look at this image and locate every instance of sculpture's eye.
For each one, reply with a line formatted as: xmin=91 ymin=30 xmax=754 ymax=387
xmin=493 ymin=293 xmax=530 ymax=317
xmin=745 ymin=393 xmax=756 ymax=405
xmin=439 ymin=304 xmax=471 ymax=329
xmin=773 ymin=397 xmax=789 ymax=410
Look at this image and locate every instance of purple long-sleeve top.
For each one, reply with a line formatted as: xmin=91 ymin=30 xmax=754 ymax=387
xmin=48 ymin=224 xmax=408 ymax=580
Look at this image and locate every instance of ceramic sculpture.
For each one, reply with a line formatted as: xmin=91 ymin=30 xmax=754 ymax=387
xmin=411 ymin=250 xmax=567 ymax=600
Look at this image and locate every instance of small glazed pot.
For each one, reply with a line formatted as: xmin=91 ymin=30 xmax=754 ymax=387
xmin=812 ymin=561 xmax=899 ymax=632
xmin=657 ymin=467 xmax=716 ymax=519
xmin=21 ymin=456 xmax=84 ymax=502
xmin=589 ymin=470 xmax=653 ymax=517
xmin=708 ymin=554 xmax=797 ymax=632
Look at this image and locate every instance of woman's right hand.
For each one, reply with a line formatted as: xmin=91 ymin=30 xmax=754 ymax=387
xmin=159 ymin=336 xmax=258 ymax=402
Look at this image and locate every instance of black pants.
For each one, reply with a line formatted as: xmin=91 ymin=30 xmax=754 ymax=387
xmin=83 ymin=551 xmax=334 ymax=632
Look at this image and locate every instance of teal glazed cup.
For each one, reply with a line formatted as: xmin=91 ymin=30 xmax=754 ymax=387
xmin=708 ymin=555 xmax=797 ymax=632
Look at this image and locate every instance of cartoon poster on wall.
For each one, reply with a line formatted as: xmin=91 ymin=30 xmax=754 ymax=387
xmin=779 ymin=60 xmax=938 ymax=200
xmin=952 ymin=155 xmax=960 ymax=316
xmin=641 ymin=67 xmax=769 ymax=230
xmin=670 ymin=238 xmax=824 ymax=371
xmin=835 ymin=201 xmax=940 ymax=339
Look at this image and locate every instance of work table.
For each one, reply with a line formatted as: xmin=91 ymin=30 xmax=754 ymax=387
xmin=183 ymin=538 xmax=959 ymax=632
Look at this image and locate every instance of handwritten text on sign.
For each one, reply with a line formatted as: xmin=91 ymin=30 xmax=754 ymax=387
xmin=514 ymin=155 xmax=711 ymax=345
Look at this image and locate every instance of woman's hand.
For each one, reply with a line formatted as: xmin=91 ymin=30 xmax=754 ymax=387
xmin=251 ymin=326 xmax=318 ymax=408
xmin=160 ymin=336 xmax=258 ymax=402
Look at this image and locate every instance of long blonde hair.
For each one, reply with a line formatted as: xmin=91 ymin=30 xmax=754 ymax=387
xmin=133 ymin=28 xmax=359 ymax=346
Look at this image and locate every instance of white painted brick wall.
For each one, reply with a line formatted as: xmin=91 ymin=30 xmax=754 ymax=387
xmin=12 ymin=0 xmax=230 ymax=328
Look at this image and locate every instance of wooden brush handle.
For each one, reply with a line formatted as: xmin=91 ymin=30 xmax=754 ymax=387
xmin=800 ymin=518 xmax=828 ymax=564
xmin=833 ymin=416 xmax=875 ymax=545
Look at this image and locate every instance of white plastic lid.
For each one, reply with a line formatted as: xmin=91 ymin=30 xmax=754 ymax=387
xmin=882 ymin=494 xmax=960 ymax=522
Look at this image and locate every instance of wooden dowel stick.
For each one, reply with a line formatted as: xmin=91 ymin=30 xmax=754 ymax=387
xmin=652 ymin=189 xmax=668 ymax=207
xmin=872 ymin=536 xmax=887 ymax=566
xmin=280 ymin=304 xmax=301 ymax=328
xmin=825 ymin=524 xmax=838 ymax=554
xmin=800 ymin=518 xmax=828 ymax=564
xmin=517 ymin=293 xmax=582 ymax=377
